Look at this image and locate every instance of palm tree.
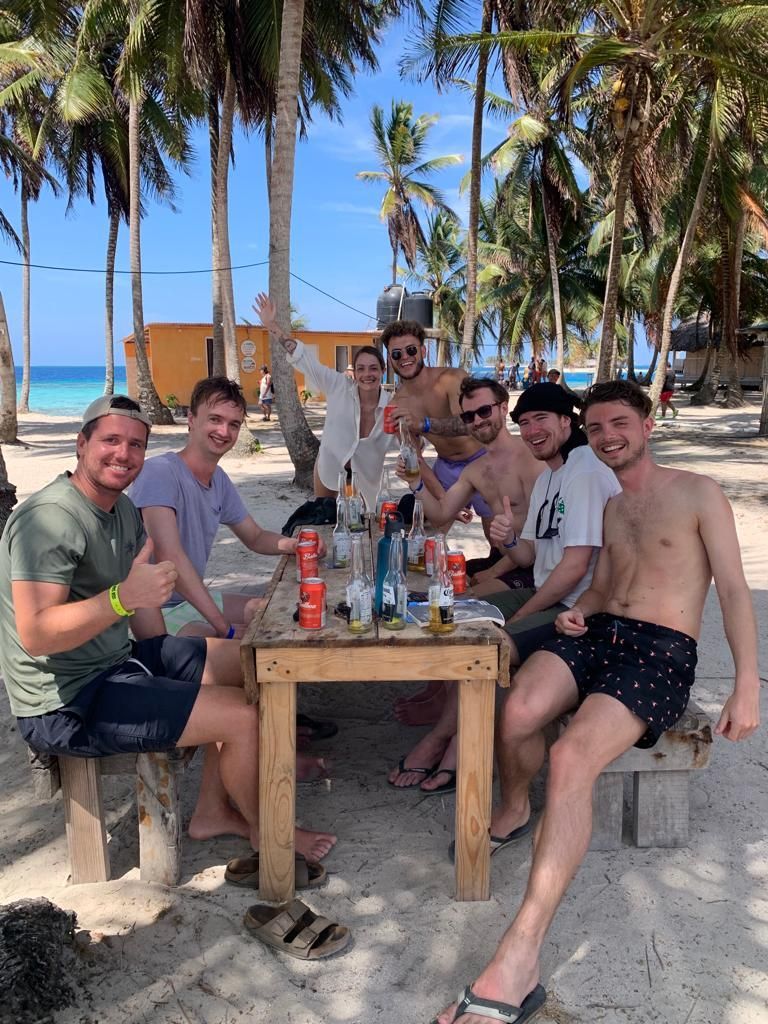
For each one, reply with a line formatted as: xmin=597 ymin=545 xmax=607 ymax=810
xmin=357 ymin=99 xmax=461 ymax=284
xmin=407 ymin=210 xmax=466 ymax=364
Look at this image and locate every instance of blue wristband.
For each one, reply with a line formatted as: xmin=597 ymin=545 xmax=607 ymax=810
xmin=412 ymin=479 xmax=425 ymax=493
xmin=422 ymin=416 xmax=431 ymax=434
xmin=225 ymin=625 xmax=236 ymax=639
xmin=503 ymin=535 xmax=518 ymax=549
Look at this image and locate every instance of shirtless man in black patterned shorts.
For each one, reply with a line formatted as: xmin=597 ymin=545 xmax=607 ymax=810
xmin=430 ymin=379 xmax=760 ymax=1024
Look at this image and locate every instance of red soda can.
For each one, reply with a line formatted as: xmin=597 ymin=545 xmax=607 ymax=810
xmin=383 ymin=404 xmax=398 ymax=434
xmin=296 ymin=541 xmax=319 ymax=580
xmin=379 ymin=500 xmax=399 ymax=530
xmin=424 ymin=537 xmax=436 ymax=576
xmin=299 ymin=578 xmax=326 ymax=630
xmin=447 ymin=551 xmax=467 ymax=594
xmin=295 ymin=529 xmax=319 ymax=580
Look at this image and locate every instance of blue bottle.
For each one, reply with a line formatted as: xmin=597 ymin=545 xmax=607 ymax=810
xmin=374 ymin=512 xmax=408 ymax=615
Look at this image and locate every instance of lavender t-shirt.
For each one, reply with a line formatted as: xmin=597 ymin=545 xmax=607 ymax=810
xmin=130 ymin=452 xmax=248 ymax=601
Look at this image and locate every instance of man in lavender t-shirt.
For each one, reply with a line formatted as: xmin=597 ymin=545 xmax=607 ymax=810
xmin=130 ymin=377 xmax=299 ymax=640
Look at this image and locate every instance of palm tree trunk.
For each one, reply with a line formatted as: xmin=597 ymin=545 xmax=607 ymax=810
xmin=596 ymin=126 xmax=641 ymax=382
xmin=268 ymin=0 xmax=319 ymax=488
xmin=128 ymin=95 xmax=172 ymax=424
xmin=216 ymin=67 xmax=239 ymax=380
xmin=724 ymin=210 xmax=746 ymax=407
xmin=0 ymin=291 xmax=18 ymax=443
xmin=649 ymin=138 xmax=716 ymax=410
xmin=0 ymin=444 xmax=16 ymax=536
xmin=104 ymin=207 xmax=119 ymax=395
xmin=19 ymin=184 xmax=31 ymax=414
xmin=542 ymin=187 xmax=566 ymax=374
xmin=461 ymin=0 xmax=493 ymax=354
xmin=209 ymin=92 xmax=225 ymax=372
xmin=626 ymin=318 xmax=636 ymax=380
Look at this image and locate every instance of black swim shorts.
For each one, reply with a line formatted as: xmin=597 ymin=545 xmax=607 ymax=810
xmin=538 ymin=613 xmax=698 ymax=748
xmin=17 ymin=635 xmax=206 ymax=758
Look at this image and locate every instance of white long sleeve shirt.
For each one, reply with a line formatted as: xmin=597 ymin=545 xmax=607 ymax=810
xmin=286 ymin=340 xmax=394 ymax=509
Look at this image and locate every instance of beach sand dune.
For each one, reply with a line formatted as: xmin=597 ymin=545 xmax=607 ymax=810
xmin=1 ymin=399 xmax=766 ymax=1024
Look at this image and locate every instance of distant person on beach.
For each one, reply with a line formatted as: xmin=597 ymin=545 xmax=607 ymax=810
xmin=508 ymin=363 xmax=519 ymax=389
xmin=547 ymin=368 xmax=561 ymax=385
xmin=258 ymin=365 xmax=274 ymax=420
xmin=388 ymin=382 xmax=620 ymax=792
xmin=658 ymin=363 xmax=678 ymax=418
xmin=0 ymin=394 xmax=336 ymax=863
xmin=429 ymin=377 xmax=759 ymax=1024
xmin=254 ymin=292 xmax=394 ymax=512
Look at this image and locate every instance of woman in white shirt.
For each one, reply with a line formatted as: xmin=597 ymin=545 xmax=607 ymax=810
xmin=254 ymin=293 xmax=394 ymax=510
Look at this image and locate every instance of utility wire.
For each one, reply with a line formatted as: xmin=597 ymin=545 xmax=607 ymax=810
xmin=0 ymin=256 xmax=380 ymax=322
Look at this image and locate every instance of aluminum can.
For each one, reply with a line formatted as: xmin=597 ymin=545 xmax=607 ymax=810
xmin=296 ymin=540 xmax=319 ymax=581
xmin=383 ymin=404 xmax=398 ymax=434
xmin=424 ymin=537 xmax=436 ymax=576
xmin=447 ymin=550 xmax=467 ymax=594
xmin=295 ymin=530 xmax=319 ymax=580
xmin=379 ymin=500 xmax=399 ymax=530
xmin=299 ymin=578 xmax=326 ymax=630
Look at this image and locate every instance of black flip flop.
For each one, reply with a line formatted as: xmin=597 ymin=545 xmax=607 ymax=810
xmin=420 ymin=768 xmax=456 ymax=797
xmin=448 ymin=819 xmax=532 ymax=863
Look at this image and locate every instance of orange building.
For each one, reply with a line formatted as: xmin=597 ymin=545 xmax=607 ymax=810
xmin=121 ymin=323 xmax=380 ymax=407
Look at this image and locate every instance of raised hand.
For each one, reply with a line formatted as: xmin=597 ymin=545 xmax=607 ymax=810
xmin=253 ymin=292 xmax=280 ymax=333
xmin=119 ymin=538 xmax=178 ymax=611
xmin=489 ymin=494 xmax=516 ymax=547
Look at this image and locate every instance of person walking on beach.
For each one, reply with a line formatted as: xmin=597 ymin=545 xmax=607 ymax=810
xmin=658 ymin=363 xmax=678 ymax=419
xmin=254 ymin=292 xmax=394 ymax=512
xmin=258 ymin=364 xmax=274 ymax=420
xmin=0 ymin=394 xmax=336 ymax=865
xmin=429 ymin=379 xmax=759 ymax=1024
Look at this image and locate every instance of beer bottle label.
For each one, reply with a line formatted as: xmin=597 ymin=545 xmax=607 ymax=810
xmin=333 ymin=534 xmax=351 ymax=567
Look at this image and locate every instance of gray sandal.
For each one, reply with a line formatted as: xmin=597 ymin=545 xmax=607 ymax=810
xmin=244 ymin=898 xmax=350 ymax=960
xmin=225 ymin=852 xmax=326 ymax=890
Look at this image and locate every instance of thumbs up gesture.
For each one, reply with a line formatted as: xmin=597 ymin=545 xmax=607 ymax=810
xmin=119 ymin=537 xmax=179 ymax=611
xmin=489 ymin=495 xmax=517 ymax=548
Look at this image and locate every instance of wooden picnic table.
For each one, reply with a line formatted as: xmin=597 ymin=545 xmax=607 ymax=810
xmin=240 ymin=524 xmax=511 ymax=903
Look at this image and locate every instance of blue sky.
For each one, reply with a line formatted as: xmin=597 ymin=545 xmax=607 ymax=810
xmin=0 ymin=22 xmax=652 ymax=368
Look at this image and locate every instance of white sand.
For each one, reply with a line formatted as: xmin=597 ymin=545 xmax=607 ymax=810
xmin=1 ymin=397 xmax=766 ymax=1024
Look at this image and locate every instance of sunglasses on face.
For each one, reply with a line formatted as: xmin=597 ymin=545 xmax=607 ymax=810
xmin=459 ymin=401 xmax=503 ymax=425
xmin=390 ymin=345 xmax=420 ymax=362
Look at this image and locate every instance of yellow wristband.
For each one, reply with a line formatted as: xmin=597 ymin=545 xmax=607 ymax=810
xmin=109 ymin=583 xmax=134 ymax=617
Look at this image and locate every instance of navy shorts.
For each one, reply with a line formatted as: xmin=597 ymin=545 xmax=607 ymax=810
xmin=538 ymin=613 xmax=698 ymax=748
xmin=17 ymin=635 xmax=206 ymax=758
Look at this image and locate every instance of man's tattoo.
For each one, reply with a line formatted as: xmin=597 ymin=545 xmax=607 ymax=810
xmin=425 ymin=415 xmax=470 ymax=436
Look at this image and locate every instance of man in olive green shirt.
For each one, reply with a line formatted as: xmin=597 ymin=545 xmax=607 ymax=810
xmin=0 ymin=395 xmax=335 ymax=864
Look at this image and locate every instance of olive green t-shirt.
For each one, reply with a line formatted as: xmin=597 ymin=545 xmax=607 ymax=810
xmin=0 ymin=473 xmax=144 ymax=717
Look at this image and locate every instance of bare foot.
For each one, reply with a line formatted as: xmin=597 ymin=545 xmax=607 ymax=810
xmin=489 ymin=799 xmax=531 ymax=840
xmin=295 ymin=827 xmax=337 ymax=861
xmin=298 ymin=755 xmax=330 ymax=782
xmin=432 ymin=955 xmax=542 ymax=1024
xmin=420 ymin=737 xmax=456 ymax=792
xmin=188 ymin=805 xmax=250 ymax=841
xmin=387 ymin=734 xmax=448 ymax=788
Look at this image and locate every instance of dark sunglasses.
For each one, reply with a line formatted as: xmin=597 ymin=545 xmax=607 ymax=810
xmin=390 ymin=344 xmax=420 ymax=361
xmin=459 ymin=401 xmax=503 ymax=425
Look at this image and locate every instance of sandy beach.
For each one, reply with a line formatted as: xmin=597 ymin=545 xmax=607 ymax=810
xmin=1 ymin=397 xmax=766 ymax=1024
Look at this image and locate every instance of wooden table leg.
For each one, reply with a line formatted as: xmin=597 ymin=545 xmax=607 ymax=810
xmin=455 ymin=677 xmax=494 ymax=901
xmin=258 ymin=680 xmax=297 ymax=902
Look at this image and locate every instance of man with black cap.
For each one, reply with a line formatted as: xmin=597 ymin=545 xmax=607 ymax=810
xmin=0 ymin=395 xmax=336 ymax=865
xmin=387 ymin=383 xmax=619 ymax=794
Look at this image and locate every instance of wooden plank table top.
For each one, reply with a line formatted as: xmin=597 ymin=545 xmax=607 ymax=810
xmin=241 ymin=523 xmax=511 ymax=903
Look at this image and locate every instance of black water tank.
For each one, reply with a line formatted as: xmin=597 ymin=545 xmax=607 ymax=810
xmin=376 ymin=285 xmax=407 ymax=328
xmin=403 ymin=291 xmax=433 ymax=329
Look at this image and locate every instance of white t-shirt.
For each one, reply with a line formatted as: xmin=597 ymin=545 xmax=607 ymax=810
xmin=286 ymin=340 xmax=394 ymax=509
xmin=520 ymin=445 xmax=621 ymax=608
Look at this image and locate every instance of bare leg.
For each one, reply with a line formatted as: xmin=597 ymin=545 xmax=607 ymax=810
xmin=388 ymin=683 xmax=458 ymax=787
xmin=433 ymin=690 xmax=645 ymax=1024
xmin=178 ymin=686 xmax=336 ymax=862
xmin=313 ymin=464 xmax=337 ymax=499
xmin=393 ymin=680 xmax=447 ymax=726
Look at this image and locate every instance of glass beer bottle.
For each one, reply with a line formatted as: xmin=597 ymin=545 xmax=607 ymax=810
xmin=427 ymin=534 xmax=455 ymax=634
xmin=346 ymin=470 xmax=365 ymax=532
xmin=380 ymin=530 xmax=407 ymax=630
xmin=399 ymin=421 xmax=420 ymax=481
xmin=407 ymin=498 xmax=426 ymax=572
xmin=346 ymin=533 xmax=373 ymax=633
xmin=332 ymin=494 xmax=352 ymax=568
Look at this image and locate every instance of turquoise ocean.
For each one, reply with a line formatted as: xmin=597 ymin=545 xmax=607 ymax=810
xmin=16 ymin=366 xmax=128 ymax=417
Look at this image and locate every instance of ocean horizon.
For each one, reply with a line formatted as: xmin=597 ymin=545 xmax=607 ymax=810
xmin=13 ymin=363 xmax=650 ymax=418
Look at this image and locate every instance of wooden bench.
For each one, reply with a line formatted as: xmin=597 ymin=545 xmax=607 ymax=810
xmin=557 ymin=701 xmax=713 ymax=849
xmin=29 ymin=747 xmax=195 ymax=885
